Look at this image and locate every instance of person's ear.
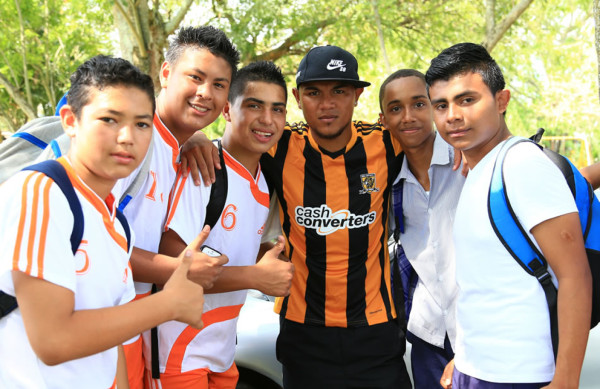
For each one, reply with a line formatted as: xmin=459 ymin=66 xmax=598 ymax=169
xmin=292 ymin=87 xmax=301 ymax=109
xmin=353 ymin=87 xmax=364 ymax=106
xmin=379 ymin=112 xmax=387 ymax=128
xmin=159 ymin=61 xmax=171 ymax=89
xmin=222 ymin=101 xmax=232 ymax=122
xmin=60 ymin=105 xmax=77 ymax=138
xmin=496 ymin=89 xmax=510 ymax=114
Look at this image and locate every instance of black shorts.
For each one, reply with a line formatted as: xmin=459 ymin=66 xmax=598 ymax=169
xmin=276 ymin=319 xmax=412 ymax=389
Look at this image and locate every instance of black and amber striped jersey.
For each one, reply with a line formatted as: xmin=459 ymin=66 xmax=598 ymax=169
xmin=260 ymin=121 xmax=403 ymax=328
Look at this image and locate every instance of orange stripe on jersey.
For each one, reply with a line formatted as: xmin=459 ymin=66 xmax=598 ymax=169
xmin=164 ymin=304 xmax=243 ymax=374
xmin=250 ymin=180 xmax=270 ymax=208
xmin=58 ymin=158 xmax=128 ymax=252
xmin=322 ymin=154 xmax=350 ymax=326
xmin=14 ymin=173 xmax=35 ymax=273
xmin=153 ymin=114 xmax=180 ymax=172
xmin=27 ymin=174 xmax=44 ymax=276
xmin=164 ymin=169 xmax=188 ymax=231
xmin=276 ymin=143 xmax=309 ymax=321
xmin=223 ymin=150 xmax=270 ymax=208
xmin=36 ymin=179 xmax=53 ymax=279
xmin=263 ymin=122 xmax=402 ymax=327
xmin=133 ymin=290 xmax=151 ymax=300
xmin=363 ymin=143 xmax=393 ymax=325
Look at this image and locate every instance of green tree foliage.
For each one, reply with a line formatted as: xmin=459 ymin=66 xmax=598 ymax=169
xmin=0 ymin=0 xmax=109 ymax=135
xmin=1 ymin=0 xmax=598 ymax=162
xmin=491 ymin=0 xmax=599 ymax=160
xmin=330 ymin=0 xmax=600 ymax=161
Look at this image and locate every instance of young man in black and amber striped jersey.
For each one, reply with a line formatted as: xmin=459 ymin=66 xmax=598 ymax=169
xmin=180 ymin=45 xmax=413 ymax=388
xmin=259 ymin=45 xmax=412 ymax=389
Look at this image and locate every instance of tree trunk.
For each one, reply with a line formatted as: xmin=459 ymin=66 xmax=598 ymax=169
xmin=372 ymin=0 xmax=391 ymax=75
xmin=482 ymin=0 xmax=534 ymax=52
xmin=113 ymin=0 xmax=195 ymax=92
xmin=0 ymin=72 xmax=36 ymax=120
xmin=594 ymin=0 xmax=600 ymax=103
xmin=0 ymin=113 xmax=17 ymax=135
xmin=14 ymin=0 xmax=33 ymax=108
xmin=485 ymin=0 xmax=496 ymax=38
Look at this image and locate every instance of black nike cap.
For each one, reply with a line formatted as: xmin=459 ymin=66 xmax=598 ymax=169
xmin=295 ymin=45 xmax=371 ymax=88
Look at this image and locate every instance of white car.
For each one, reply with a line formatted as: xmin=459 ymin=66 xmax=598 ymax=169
xmin=234 ymin=290 xmax=283 ymax=389
xmin=233 ymin=290 xmax=413 ymax=388
xmin=235 ymin=290 xmax=599 ymax=388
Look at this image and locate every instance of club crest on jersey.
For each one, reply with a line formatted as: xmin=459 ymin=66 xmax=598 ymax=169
xmin=326 ymin=59 xmax=346 ymax=72
xmin=359 ymin=173 xmax=379 ymax=194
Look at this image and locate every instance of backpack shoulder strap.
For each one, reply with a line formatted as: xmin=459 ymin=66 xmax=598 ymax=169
xmin=22 ymin=160 xmax=84 ymax=255
xmin=488 ymin=137 xmax=548 ymax=273
xmin=1 ymin=160 xmax=84 ymax=319
xmin=204 ymin=139 xmax=228 ymax=230
xmin=0 ymin=292 xmax=18 ymax=318
xmin=543 ymin=147 xmax=594 ymax=239
xmin=115 ymin=209 xmax=132 ymax=251
xmin=487 ymin=135 xmax=558 ymax=359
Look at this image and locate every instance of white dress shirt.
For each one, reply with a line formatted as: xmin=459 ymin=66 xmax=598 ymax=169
xmin=394 ymin=133 xmax=464 ymax=348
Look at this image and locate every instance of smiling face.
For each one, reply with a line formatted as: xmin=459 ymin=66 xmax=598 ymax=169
xmin=379 ymin=76 xmax=434 ymax=151
xmin=223 ymin=81 xmax=286 ymax=173
xmin=428 ymin=71 xmax=511 ymax=167
xmin=293 ymin=81 xmax=363 ymax=152
xmin=157 ymin=47 xmax=232 ymax=144
xmin=63 ymin=85 xmax=154 ymax=198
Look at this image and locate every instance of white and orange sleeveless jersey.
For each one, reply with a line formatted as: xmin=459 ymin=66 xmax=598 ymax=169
xmin=114 ymin=113 xmax=180 ymax=297
xmin=0 ymin=157 xmax=134 ymax=388
xmin=145 ymin=148 xmax=270 ymax=375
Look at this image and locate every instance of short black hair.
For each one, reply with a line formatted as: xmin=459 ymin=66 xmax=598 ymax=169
xmin=425 ymin=42 xmax=505 ymax=95
xmin=228 ymin=61 xmax=287 ymax=103
xmin=67 ymin=55 xmax=155 ymax=118
xmin=166 ymin=26 xmax=240 ymax=80
xmin=378 ymin=69 xmax=425 ymax=112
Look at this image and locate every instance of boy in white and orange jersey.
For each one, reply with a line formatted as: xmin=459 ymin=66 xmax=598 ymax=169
xmin=0 ymin=55 xmax=206 ymax=388
xmin=112 ymin=26 xmax=237 ymax=388
xmin=155 ymin=61 xmax=292 ymax=388
xmin=117 ymin=27 xmax=295 ymax=389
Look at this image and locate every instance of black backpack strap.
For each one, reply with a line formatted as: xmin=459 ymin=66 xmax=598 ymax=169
xmin=2 ymin=160 xmax=84 ymax=319
xmin=488 ymin=136 xmax=559 ymax=359
xmin=150 ymin=141 xmax=228 ymax=378
xmin=151 ymin=284 xmax=160 ymax=379
xmin=204 ymin=139 xmax=228 ymax=230
xmin=529 ymin=127 xmax=545 ymax=143
xmin=0 ymin=292 xmax=18 ymax=317
xmin=115 ymin=209 xmax=132 ymax=251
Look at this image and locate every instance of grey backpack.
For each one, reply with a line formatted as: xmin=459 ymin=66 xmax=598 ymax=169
xmin=0 ymin=116 xmax=153 ymax=209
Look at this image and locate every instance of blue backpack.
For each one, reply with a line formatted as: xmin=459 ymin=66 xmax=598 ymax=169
xmin=0 ymin=160 xmax=132 ymax=318
xmin=488 ymin=133 xmax=600 ymax=360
